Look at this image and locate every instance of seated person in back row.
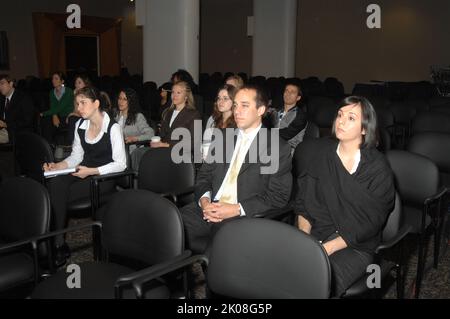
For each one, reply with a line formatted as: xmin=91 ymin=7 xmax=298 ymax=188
xmin=0 ymin=74 xmax=35 ymax=144
xmin=131 ymin=81 xmax=201 ymax=170
xmin=295 ymin=96 xmax=395 ymax=297
xmin=114 ymin=88 xmax=154 ymax=154
xmin=40 ymin=72 xmax=74 ymax=145
xmin=43 ymin=86 xmax=126 ymax=265
xmin=265 ymin=80 xmax=308 ymax=154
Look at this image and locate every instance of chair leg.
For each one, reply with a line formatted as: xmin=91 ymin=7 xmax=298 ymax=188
xmin=415 ymin=234 xmax=426 ymax=298
xmin=396 ymin=265 xmax=404 ymax=299
xmin=434 ymin=226 xmax=443 ymax=269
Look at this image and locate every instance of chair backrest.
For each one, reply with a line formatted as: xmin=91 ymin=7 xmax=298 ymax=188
xmin=304 ymin=121 xmax=320 ymax=140
xmin=137 ymin=147 xmax=195 ymax=195
xmin=386 ymin=150 xmax=439 ymax=207
xmin=0 ymin=177 xmax=51 ymax=242
xmin=102 ymin=189 xmax=184 ymax=266
xmin=408 ymin=132 xmax=450 ymax=188
xmin=408 ymin=132 xmax=450 ymax=174
xmin=377 ymin=127 xmax=391 ymax=153
xmin=207 ymin=218 xmax=331 ymax=299
xmin=412 ymin=111 xmax=450 ymax=135
xmin=381 ymin=192 xmax=402 ymax=243
xmin=14 ymin=132 xmax=54 ymax=183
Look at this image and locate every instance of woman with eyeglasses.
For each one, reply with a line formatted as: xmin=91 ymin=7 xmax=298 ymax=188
xmin=202 ymin=84 xmax=237 ymax=159
xmin=114 ymin=88 xmax=154 ymax=153
xmin=43 ymin=86 xmax=126 ymax=265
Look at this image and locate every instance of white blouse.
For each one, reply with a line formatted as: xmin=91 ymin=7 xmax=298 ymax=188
xmin=64 ymin=112 xmax=127 ymax=175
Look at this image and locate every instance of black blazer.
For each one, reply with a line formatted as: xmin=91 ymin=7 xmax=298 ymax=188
xmin=0 ymin=90 xmax=35 ymax=142
xmin=160 ymin=107 xmax=201 ymax=148
xmin=195 ymin=127 xmax=293 ymax=216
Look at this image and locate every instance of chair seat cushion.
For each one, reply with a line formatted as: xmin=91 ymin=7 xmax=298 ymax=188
xmin=31 ymin=262 xmax=169 ymax=299
xmin=342 ymin=260 xmax=395 ymax=298
xmin=0 ymin=253 xmax=34 ymax=292
xmin=402 ymin=206 xmax=431 ymax=234
xmin=67 ymin=192 xmax=115 ymax=215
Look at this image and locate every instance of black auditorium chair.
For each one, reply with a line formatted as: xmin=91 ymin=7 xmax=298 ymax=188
xmin=386 ymin=150 xmax=447 ymax=298
xmin=130 ymin=218 xmax=331 ymax=299
xmin=14 ymin=131 xmax=133 ymax=220
xmin=135 ymin=147 xmax=196 ymax=207
xmin=0 ymin=177 xmax=51 ymax=297
xmin=341 ymin=192 xmax=411 ymax=298
xmin=31 ymin=190 xmax=190 ymax=299
xmin=411 ymin=111 xmax=450 ymax=135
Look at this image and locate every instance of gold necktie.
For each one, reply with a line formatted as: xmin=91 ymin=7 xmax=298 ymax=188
xmin=219 ymin=136 xmax=249 ymax=204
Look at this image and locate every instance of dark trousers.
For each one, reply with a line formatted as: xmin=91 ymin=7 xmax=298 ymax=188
xmin=180 ymin=202 xmax=240 ymax=254
xmin=40 ymin=115 xmax=68 ymax=145
xmin=328 ymin=246 xmax=373 ymax=297
xmin=48 ymin=174 xmax=115 ymax=246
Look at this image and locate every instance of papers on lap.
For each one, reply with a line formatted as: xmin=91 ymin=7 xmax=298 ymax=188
xmin=44 ymin=167 xmax=77 ymax=178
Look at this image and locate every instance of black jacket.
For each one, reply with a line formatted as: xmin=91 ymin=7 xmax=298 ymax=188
xmin=195 ymin=128 xmax=293 ymax=216
xmin=0 ymin=90 xmax=35 ymax=142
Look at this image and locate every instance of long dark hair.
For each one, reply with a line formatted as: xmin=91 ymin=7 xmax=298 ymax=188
xmin=213 ymin=84 xmax=237 ymax=129
xmin=115 ymin=88 xmax=142 ymax=125
xmin=332 ymin=95 xmax=378 ymax=149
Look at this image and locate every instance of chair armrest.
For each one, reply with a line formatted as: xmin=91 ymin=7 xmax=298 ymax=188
xmin=253 ymin=205 xmax=294 ymax=220
xmin=424 ymin=187 xmax=448 ymax=206
xmin=128 ymin=140 xmax=151 ymax=147
xmin=90 ymin=170 xmax=137 ymax=215
xmin=375 ymin=225 xmax=412 ymax=254
xmin=91 ymin=170 xmax=136 ymax=183
xmin=0 ymin=221 xmax=101 ymax=253
xmin=114 ymin=251 xmax=205 ymax=298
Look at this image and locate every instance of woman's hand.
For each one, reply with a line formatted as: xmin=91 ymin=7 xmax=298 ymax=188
xmin=150 ymin=141 xmax=170 ymax=148
xmin=72 ymin=166 xmax=99 ymax=179
xmin=125 ymin=136 xmax=139 ymax=144
xmin=297 ymin=215 xmax=312 ymax=234
xmin=43 ymin=161 xmax=67 ymax=172
xmin=52 ymin=115 xmax=60 ymax=128
xmin=322 ymin=236 xmax=347 ymax=256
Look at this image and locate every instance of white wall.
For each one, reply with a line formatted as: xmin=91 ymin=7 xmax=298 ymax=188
xmin=142 ymin=0 xmax=199 ymax=86
xmin=252 ymin=0 xmax=297 ymax=77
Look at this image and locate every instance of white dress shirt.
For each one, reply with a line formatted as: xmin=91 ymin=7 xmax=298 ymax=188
xmin=64 ymin=112 xmax=127 ymax=175
xmin=200 ymin=124 xmax=262 ymax=216
xmin=336 ymin=143 xmax=361 ymax=174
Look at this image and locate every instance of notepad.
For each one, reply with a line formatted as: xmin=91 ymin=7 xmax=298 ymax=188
xmin=44 ymin=167 xmax=77 ymax=178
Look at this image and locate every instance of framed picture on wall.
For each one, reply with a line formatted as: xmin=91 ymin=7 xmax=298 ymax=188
xmin=0 ymin=31 xmax=10 ymax=70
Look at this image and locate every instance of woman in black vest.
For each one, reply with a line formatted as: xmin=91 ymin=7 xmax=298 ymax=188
xmin=43 ymin=86 xmax=127 ymax=263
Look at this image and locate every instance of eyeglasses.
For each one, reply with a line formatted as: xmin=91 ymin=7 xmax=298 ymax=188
xmin=216 ymin=96 xmax=231 ymax=102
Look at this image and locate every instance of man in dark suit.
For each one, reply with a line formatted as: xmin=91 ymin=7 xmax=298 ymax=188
xmin=181 ymin=84 xmax=292 ymax=253
xmin=0 ymin=74 xmax=35 ymax=144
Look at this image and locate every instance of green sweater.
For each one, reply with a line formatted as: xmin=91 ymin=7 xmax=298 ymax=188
xmin=43 ymin=87 xmax=74 ymax=117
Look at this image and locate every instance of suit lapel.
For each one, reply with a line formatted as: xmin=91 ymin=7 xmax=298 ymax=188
xmin=170 ymin=107 xmax=186 ymax=129
xmin=238 ymin=129 xmax=269 ymax=176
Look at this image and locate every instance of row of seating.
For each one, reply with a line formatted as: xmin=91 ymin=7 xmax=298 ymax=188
xmin=0 ymin=175 xmax=408 ymax=299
